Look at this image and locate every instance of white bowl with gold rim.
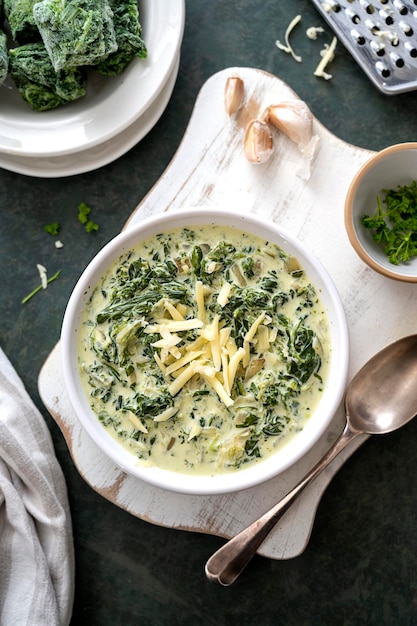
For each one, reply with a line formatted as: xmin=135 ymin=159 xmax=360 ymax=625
xmin=61 ymin=208 xmax=349 ymax=495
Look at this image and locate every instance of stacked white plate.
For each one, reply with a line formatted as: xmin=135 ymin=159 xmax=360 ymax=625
xmin=0 ymin=0 xmax=185 ymax=177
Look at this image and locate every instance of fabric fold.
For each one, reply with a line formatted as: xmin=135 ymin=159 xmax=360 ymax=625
xmin=0 ymin=348 xmax=74 ymax=626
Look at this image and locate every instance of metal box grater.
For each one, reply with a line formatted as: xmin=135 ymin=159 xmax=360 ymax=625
xmin=309 ymin=0 xmax=417 ymax=94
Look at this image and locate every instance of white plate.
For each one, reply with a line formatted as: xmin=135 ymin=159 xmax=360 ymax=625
xmin=0 ymin=0 xmax=185 ymax=158
xmin=0 ymin=55 xmax=179 ymax=177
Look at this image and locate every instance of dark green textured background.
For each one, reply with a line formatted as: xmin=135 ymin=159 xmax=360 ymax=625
xmin=1 ymin=1 xmax=416 ymax=624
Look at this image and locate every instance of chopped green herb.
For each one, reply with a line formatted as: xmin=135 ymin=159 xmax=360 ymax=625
xmin=77 ymin=202 xmax=99 ymax=233
xmin=362 ymin=181 xmax=417 ymax=265
xmin=44 ymin=221 xmax=61 ymax=235
xmin=85 ymin=220 xmax=99 ymax=233
xmin=21 ymin=269 xmax=61 ymax=304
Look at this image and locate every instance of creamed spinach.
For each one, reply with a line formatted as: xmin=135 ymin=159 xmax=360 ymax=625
xmin=78 ymin=224 xmax=331 ymax=475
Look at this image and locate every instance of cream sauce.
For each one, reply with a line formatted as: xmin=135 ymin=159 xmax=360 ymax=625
xmin=78 ymin=225 xmax=331 ymax=475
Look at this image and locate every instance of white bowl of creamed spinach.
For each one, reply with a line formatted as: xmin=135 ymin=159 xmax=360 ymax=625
xmin=61 ymin=208 xmax=349 ymax=495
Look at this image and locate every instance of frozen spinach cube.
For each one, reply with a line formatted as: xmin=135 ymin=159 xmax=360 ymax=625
xmin=10 ymin=41 xmax=86 ymax=110
xmin=33 ymin=0 xmax=118 ymax=71
xmin=95 ymin=0 xmax=147 ymax=76
xmin=4 ymin=0 xmax=40 ymax=43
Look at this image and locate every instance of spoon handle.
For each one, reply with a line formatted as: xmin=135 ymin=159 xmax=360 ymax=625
xmin=205 ymin=421 xmax=359 ymax=585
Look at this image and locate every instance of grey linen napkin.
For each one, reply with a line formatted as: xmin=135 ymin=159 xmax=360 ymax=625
xmin=0 ymin=348 xmax=74 ymax=625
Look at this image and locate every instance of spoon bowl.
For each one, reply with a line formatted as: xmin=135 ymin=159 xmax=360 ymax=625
xmin=206 ymin=335 xmax=417 ymax=585
xmin=346 ymin=335 xmax=417 ymax=435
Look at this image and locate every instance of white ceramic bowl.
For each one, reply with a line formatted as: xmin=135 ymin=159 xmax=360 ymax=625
xmin=61 ymin=209 xmax=349 ymax=495
xmin=345 ymin=142 xmax=417 ymax=283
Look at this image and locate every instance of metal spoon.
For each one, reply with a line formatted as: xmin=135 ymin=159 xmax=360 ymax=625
xmin=205 ymin=334 xmax=417 ymax=586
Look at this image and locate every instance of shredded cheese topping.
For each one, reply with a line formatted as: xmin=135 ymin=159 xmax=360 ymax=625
xmin=145 ymin=296 xmax=275 ymax=408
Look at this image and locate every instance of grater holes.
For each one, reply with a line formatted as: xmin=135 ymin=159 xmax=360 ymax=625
xmin=375 ymin=60 xmax=391 ymax=76
xmin=405 ymin=41 xmax=417 ymax=57
xmin=379 ymin=9 xmax=395 ymax=23
xmin=351 ymin=28 xmax=367 ymax=43
xmin=370 ymin=40 xmax=386 ymax=55
xmin=346 ymin=8 xmax=361 ymax=23
xmin=365 ymin=18 xmax=380 ymax=31
xmin=399 ymin=20 xmax=414 ymax=33
xmin=390 ymin=51 xmax=406 ymax=65
xmin=359 ymin=0 xmax=376 ymax=13
xmin=322 ymin=0 xmax=341 ymax=11
xmin=393 ymin=0 xmax=409 ymax=13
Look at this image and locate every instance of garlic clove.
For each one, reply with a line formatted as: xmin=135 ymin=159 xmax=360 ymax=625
xmin=265 ymin=100 xmax=320 ymax=180
xmin=224 ymin=75 xmax=244 ymax=116
xmin=266 ymin=100 xmax=314 ymax=148
xmin=244 ymin=120 xmax=274 ymax=164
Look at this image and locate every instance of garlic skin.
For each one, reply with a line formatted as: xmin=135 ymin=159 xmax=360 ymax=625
xmin=265 ymin=100 xmax=320 ymax=179
xmin=224 ymin=75 xmax=244 ymax=116
xmin=244 ymin=120 xmax=274 ymax=164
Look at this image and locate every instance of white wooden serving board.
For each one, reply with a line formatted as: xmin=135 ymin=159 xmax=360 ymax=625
xmin=38 ymin=68 xmax=417 ymax=560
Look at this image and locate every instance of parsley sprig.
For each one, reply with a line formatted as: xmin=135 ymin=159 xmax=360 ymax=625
xmin=362 ymin=181 xmax=417 ymax=265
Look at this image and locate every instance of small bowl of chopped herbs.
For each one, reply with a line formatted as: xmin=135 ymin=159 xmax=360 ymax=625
xmin=345 ymin=142 xmax=417 ymax=283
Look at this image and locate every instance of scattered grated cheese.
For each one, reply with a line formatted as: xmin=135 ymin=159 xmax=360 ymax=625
xmin=151 ymin=318 xmax=204 ymax=333
xmin=221 ymin=349 xmax=231 ymax=395
xmin=165 ymin=350 xmax=204 ymax=375
xmin=187 ymin=422 xmax=202 ymax=441
xmin=200 ymin=368 xmax=234 ymax=408
xmin=219 ymin=326 xmax=231 ymax=348
xmin=227 ymin=347 xmax=246 ymax=392
xmin=195 ymin=280 xmax=206 ymax=322
xmin=151 ymin=330 xmax=181 ymax=350
xmin=217 ymin=282 xmax=232 ymax=307
xmin=244 ymin=311 xmax=266 ymax=344
xmin=314 ymin=36 xmax=337 ymax=80
xmin=168 ymin=362 xmax=200 ymax=396
xmin=153 ymin=351 xmax=166 ymax=374
xmin=153 ymin=407 xmax=178 ymax=422
xmin=306 ymin=26 xmax=324 ymax=40
xmin=37 ymin=264 xmax=48 ymax=289
xmin=127 ymin=411 xmax=148 ymax=433
xmin=275 ymin=14 xmax=302 ymax=63
xmin=163 ymin=299 xmax=185 ymax=321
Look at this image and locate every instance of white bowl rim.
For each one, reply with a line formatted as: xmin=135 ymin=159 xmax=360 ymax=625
xmin=61 ymin=208 xmax=350 ymax=495
xmin=344 ymin=141 xmax=417 ymax=283
xmin=0 ymin=0 xmax=185 ymax=157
